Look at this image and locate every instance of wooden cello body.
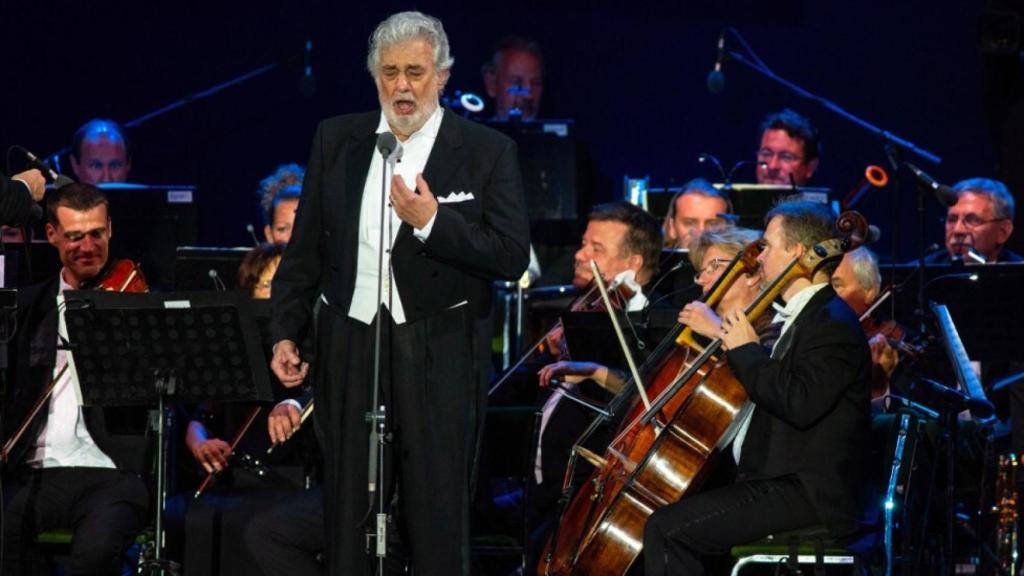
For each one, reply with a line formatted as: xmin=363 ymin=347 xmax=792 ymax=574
xmin=539 ymin=212 xmax=869 ymax=575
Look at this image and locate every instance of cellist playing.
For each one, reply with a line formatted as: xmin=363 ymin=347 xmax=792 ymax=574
xmin=644 ymin=200 xmax=872 ymax=575
xmin=1 ymin=183 xmax=152 ymax=575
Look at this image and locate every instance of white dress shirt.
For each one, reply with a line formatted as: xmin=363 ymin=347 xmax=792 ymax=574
xmin=27 ymin=270 xmax=116 ymax=469
xmin=731 ymin=282 xmax=828 ymax=463
xmin=347 ymin=107 xmax=444 ymax=325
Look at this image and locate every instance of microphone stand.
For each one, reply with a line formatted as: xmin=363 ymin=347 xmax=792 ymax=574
xmin=722 ymin=43 xmax=942 ymax=165
xmin=366 ymin=144 xmax=394 ymax=574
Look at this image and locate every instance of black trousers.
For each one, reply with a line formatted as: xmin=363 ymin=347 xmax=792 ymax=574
xmin=315 ymin=305 xmax=480 ymax=576
xmin=1 ymin=467 xmax=150 ymax=576
xmin=244 ymin=486 xmax=324 ymax=576
xmin=643 ymin=475 xmax=820 ymax=576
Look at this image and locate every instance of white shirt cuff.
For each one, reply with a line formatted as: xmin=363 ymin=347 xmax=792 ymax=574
xmin=413 ymin=210 xmax=438 ymax=242
xmin=277 ymin=398 xmax=303 ymax=411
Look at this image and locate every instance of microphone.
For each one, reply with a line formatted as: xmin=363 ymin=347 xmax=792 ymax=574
xmin=913 ymin=377 xmax=995 ymax=419
xmin=706 ymin=31 xmax=726 ymax=94
xmin=245 ymin=224 xmax=260 ymax=247
xmin=905 ymin=162 xmax=958 ymax=207
xmin=16 ymin=146 xmax=73 ymax=188
xmin=208 ymin=269 xmax=227 ymax=292
xmin=376 ymin=132 xmax=398 ymax=159
xmin=299 ymin=40 xmax=316 ymax=97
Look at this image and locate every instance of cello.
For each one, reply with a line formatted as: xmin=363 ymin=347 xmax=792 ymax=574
xmin=539 ymin=212 xmax=871 ymax=575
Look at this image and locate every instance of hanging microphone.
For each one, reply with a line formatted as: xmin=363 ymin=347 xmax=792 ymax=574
xmin=299 ymin=40 xmax=316 ymax=97
xmin=905 ymin=162 xmax=958 ymax=207
xmin=706 ymin=31 xmax=726 ymax=94
xmin=245 ymin=224 xmax=260 ymax=246
xmin=208 ymin=269 xmax=226 ymax=292
xmin=867 ymin=225 xmax=882 ymax=244
xmin=376 ymin=132 xmax=398 ymax=159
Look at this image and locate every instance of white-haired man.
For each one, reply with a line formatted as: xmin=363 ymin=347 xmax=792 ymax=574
xmin=269 ymin=11 xmax=530 ymax=575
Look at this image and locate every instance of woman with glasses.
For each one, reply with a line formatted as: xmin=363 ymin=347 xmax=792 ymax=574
xmin=678 ymin=227 xmax=768 ymax=341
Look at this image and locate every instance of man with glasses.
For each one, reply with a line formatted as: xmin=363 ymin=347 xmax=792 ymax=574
xmin=755 ymin=109 xmax=820 ymax=187
xmin=925 ymin=177 xmax=1020 ymax=264
xmin=663 ymin=178 xmax=734 ymax=249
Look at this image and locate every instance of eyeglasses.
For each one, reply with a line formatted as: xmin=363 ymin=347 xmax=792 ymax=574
xmin=943 ymin=214 xmax=1007 ymax=228
xmin=679 ymin=217 xmax=729 ymax=230
xmin=694 ymin=257 xmax=729 ymax=282
xmin=756 ymin=149 xmax=803 ymax=164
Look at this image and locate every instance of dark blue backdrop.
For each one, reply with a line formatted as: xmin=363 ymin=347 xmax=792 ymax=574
xmin=3 ymin=1 xmax=1020 ymax=260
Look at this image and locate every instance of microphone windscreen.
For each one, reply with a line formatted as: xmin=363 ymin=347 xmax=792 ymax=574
xmin=376 ymin=132 xmax=398 ymax=157
xmin=706 ymin=70 xmax=725 ymax=94
xmin=867 ymin=225 xmax=882 ymax=243
xmin=935 ymin=185 xmax=959 ymax=208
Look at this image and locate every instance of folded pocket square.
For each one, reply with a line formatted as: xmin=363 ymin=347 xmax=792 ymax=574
xmin=438 ymin=191 xmax=476 ymax=204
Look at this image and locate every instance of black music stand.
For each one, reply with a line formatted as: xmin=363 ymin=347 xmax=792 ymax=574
xmin=63 ymin=290 xmax=273 ymax=575
xmin=925 ymin=264 xmax=1024 ymax=363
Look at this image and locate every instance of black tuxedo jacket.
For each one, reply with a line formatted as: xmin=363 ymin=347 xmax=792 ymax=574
xmin=727 ymin=285 xmax=872 ymax=537
xmin=0 ymin=174 xmax=37 ymax=226
xmin=1 ymin=277 xmax=150 ymax=475
xmin=271 ymin=109 xmax=530 ymax=343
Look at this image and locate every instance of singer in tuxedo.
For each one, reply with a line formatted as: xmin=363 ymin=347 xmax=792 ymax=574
xmin=269 ymin=11 xmax=530 ymax=576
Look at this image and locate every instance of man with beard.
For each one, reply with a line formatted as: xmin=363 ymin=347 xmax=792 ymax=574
xmin=269 ymin=11 xmax=530 ymax=575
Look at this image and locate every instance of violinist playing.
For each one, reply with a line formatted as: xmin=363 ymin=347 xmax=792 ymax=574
xmin=1 ymin=183 xmax=152 ymax=575
xmin=526 ymin=202 xmax=662 ymax=573
xmin=830 ymin=246 xmax=902 ymax=403
xmin=644 ymin=200 xmax=872 ymax=576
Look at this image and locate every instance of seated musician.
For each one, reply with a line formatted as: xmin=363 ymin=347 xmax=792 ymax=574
xmin=2 ymin=183 xmax=151 ymax=574
xmin=178 ymin=242 xmax=318 ymax=574
xmin=831 ymin=247 xmax=901 ymax=401
xmin=662 ymin=178 xmax=733 ymax=249
xmin=924 ymin=177 xmax=1020 ymax=264
xmin=257 ymin=164 xmax=304 ymax=244
xmin=523 ymin=202 xmax=661 ymax=572
xmin=756 ymin=109 xmax=820 ymax=187
xmin=644 ymin=199 xmax=871 ymax=576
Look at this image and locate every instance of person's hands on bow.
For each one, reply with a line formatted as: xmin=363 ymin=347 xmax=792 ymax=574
xmin=868 ymin=333 xmax=899 ymax=377
xmin=678 ymin=301 xmax=723 ymax=339
xmin=391 ymin=173 xmax=438 ymax=230
xmin=271 ymin=340 xmax=309 ymax=388
xmin=718 ymin=308 xmax=759 ymax=351
xmin=186 ymin=420 xmax=231 ymax=474
xmin=267 ymin=401 xmax=303 ymax=446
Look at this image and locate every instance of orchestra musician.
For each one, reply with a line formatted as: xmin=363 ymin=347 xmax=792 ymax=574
xmin=662 ymin=178 xmax=733 ymax=250
xmin=524 ymin=202 xmax=661 ymax=573
xmin=268 ymin=11 xmax=530 ymax=574
xmin=924 ymin=177 xmax=1021 ymax=264
xmin=0 ymin=169 xmax=46 ymax=226
xmin=644 ymin=200 xmax=871 ymax=575
xmin=756 ymin=109 xmax=820 ymax=187
xmin=1 ymin=183 xmax=151 ymax=575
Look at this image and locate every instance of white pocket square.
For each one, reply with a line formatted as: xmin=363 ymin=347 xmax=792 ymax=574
xmin=437 ymin=191 xmax=475 ymax=204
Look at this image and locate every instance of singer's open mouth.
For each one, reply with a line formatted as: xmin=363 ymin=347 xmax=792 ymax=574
xmin=394 ymin=100 xmax=416 ymax=115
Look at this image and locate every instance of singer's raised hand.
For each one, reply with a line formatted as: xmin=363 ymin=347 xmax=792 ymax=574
xmin=391 ymin=173 xmax=437 ymax=230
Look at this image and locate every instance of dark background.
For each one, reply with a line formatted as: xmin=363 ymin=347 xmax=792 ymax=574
xmin=2 ymin=0 xmax=1022 ymax=261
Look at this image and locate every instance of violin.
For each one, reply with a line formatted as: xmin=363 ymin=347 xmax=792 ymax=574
xmin=857 ymin=288 xmax=925 ymax=359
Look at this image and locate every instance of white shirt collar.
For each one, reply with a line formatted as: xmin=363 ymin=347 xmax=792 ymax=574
xmin=771 ymin=282 xmax=827 ymax=323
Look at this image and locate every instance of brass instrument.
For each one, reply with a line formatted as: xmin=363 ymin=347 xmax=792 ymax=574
xmin=993 ymin=453 xmax=1019 ymax=575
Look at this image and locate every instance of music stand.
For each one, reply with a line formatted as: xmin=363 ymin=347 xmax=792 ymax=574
xmin=63 ymin=290 xmax=273 ymax=574
xmin=924 ymin=264 xmax=1024 ymax=363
